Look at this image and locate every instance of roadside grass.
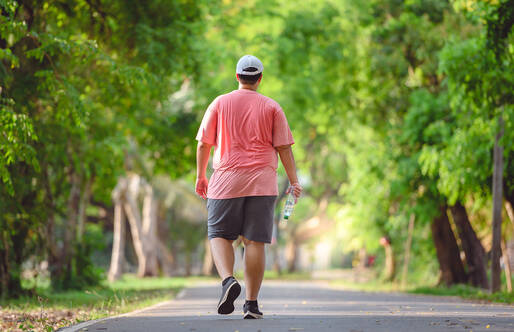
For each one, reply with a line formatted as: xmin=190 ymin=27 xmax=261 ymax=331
xmin=0 ymin=275 xmax=215 ymax=331
xmin=409 ymin=271 xmax=514 ymax=304
xmin=410 ymin=284 xmax=514 ymax=304
xmin=331 ymin=277 xmax=406 ymax=293
xmin=235 ymin=270 xmax=311 ymax=281
xmin=3 ymin=274 xmax=211 ymax=312
xmin=329 ymin=269 xmax=514 ymax=304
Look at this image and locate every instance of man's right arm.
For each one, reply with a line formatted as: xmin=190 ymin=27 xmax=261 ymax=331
xmin=275 ymin=145 xmax=302 ymax=198
xmin=195 ymin=98 xmax=218 ymax=199
xmin=196 ymin=141 xmax=213 ymax=199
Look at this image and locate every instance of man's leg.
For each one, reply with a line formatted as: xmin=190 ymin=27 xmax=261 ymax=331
xmin=240 ymin=196 xmax=275 ymax=318
xmin=242 ymin=237 xmax=265 ymax=300
xmin=210 ymin=237 xmax=235 ymax=280
xmin=210 ymin=237 xmax=241 ymax=315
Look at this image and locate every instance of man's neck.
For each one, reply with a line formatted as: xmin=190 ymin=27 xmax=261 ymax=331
xmin=238 ymin=84 xmax=258 ymax=91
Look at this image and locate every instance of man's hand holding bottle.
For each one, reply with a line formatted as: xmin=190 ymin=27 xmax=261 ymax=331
xmin=283 ymin=182 xmax=302 ymax=220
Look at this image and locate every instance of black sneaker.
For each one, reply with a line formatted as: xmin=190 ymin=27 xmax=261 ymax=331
xmin=217 ymin=277 xmax=241 ymax=315
xmin=243 ymin=301 xmax=263 ymax=319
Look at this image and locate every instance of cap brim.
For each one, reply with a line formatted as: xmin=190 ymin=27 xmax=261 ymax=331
xmin=238 ymin=70 xmax=262 ymax=75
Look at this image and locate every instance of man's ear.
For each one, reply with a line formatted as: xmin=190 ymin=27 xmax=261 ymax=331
xmin=236 ymin=74 xmax=240 ymax=82
xmin=258 ymin=74 xmax=262 ymax=83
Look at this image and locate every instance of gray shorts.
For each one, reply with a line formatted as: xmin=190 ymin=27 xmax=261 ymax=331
xmin=207 ymin=196 xmax=277 ymax=244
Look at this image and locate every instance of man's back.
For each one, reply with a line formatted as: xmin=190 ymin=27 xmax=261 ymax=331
xmin=196 ymin=89 xmax=293 ymax=199
xmin=212 ymin=89 xmax=291 ymax=170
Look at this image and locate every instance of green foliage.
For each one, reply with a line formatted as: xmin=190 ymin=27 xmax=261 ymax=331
xmin=327 ymin=0 xmax=512 ymax=288
xmin=430 ymin=0 xmax=514 ymax=204
xmin=0 ymin=0 xmax=207 ymax=297
xmin=0 ymin=104 xmax=39 ymax=195
xmin=1 ymin=0 xmax=512 ymax=298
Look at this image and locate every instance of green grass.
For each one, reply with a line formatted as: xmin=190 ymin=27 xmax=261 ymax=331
xmin=234 ymin=270 xmax=311 ymax=281
xmin=329 ymin=271 xmax=514 ymax=304
xmin=331 ymin=278 xmax=405 ymax=292
xmin=3 ymin=271 xmax=307 ymax=314
xmin=410 ymin=284 xmax=514 ymax=304
xmin=1 ymin=275 xmax=220 ymax=331
xmin=1 ymin=275 xmax=215 ymax=319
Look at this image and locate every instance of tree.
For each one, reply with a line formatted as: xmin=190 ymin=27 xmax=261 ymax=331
xmin=1 ymin=0 xmax=206 ymax=296
xmin=431 ymin=204 xmax=467 ymax=285
xmin=439 ymin=0 xmax=514 ymax=292
xmin=450 ymin=202 xmax=488 ymax=288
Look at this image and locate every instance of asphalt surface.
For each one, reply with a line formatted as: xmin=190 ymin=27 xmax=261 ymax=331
xmin=63 ymin=281 xmax=514 ymax=332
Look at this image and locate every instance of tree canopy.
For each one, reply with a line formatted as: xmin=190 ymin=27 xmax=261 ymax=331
xmin=1 ymin=0 xmax=513 ymax=298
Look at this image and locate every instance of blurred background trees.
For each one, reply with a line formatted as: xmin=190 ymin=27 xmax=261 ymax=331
xmin=1 ymin=0 xmax=513 ymax=299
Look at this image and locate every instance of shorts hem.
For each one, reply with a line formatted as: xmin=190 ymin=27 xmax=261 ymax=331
xmin=241 ymin=234 xmax=272 ymax=244
xmin=208 ymin=233 xmax=239 ymax=241
xmin=207 ymin=194 xmax=278 ymax=200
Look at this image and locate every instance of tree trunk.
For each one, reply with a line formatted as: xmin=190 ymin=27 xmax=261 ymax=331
xmin=123 ymin=176 xmax=158 ymax=277
xmin=271 ymin=205 xmax=283 ymax=274
xmin=450 ymin=201 xmax=488 ymax=289
xmin=202 ymin=236 xmax=214 ymax=276
xmin=155 ymin=203 xmax=174 ymax=276
xmin=380 ymin=237 xmax=395 ymax=282
xmin=491 ymin=113 xmax=504 ymax=292
xmin=506 ymin=201 xmax=514 ymax=291
xmin=141 ymin=183 xmax=159 ymax=275
xmin=42 ymin=164 xmax=61 ymax=287
xmin=358 ymin=248 xmax=367 ymax=269
xmin=505 ymin=201 xmax=514 ymax=227
xmin=285 ymin=241 xmax=298 ymax=273
xmin=109 ymin=174 xmax=174 ymax=279
xmin=108 ymin=202 xmax=125 ymax=282
xmin=384 ymin=244 xmax=395 ymax=281
xmin=156 ymin=241 xmax=174 ymax=276
xmin=0 ymin=229 xmax=9 ymax=299
xmin=401 ymin=214 xmax=415 ymax=288
xmin=123 ymin=200 xmax=149 ymax=276
xmin=63 ymin=172 xmax=81 ymax=285
xmin=185 ymin=252 xmax=192 ymax=276
xmin=46 ymin=211 xmax=61 ymax=287
xmin=77 ymin=177 xmax=93 ymax=243
xmin=271 ymin=179 xmax=289 ymax=274
xmin=501 ymin=239 xmax=512 ymax=292
xmin=46 ymin=215 xmax=61 ymax=288
xmin=119 ymin=175 xmax=160 ymax=277
xmin=431 ymin=205 xmax=467 ymax=286
xmin=271 ymin=215 xmax=282 ymax=273
xmin=271 ymin=222 xmax=281 ymax=274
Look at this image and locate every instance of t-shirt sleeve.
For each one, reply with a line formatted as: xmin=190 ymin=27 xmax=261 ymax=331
xmin=196 ymin=97 xmax=219 ymax=145
xmin=272 ymin=104 xmax=294 ymax=147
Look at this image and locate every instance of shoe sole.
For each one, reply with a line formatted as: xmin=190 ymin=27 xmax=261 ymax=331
xmin=243 ymin=311 xmax=263 ymax=319
xmin=217 ymin=281 xmax=241 ymax=315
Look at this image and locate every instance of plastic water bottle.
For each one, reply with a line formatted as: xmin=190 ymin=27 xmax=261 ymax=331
xmin=283 ymin=192 xmax=296 ymax=220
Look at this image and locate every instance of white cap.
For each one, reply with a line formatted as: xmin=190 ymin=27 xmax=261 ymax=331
xmin=236 ymin=55 xmax=263 ymax=75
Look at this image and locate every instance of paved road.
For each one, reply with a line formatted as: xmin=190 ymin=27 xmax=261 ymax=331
xmin=64 ymin=281 xmax=514 ymax=332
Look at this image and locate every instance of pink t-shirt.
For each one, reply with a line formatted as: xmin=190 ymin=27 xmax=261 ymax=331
xmin=196 ymin=89 xmax=294 ymax=199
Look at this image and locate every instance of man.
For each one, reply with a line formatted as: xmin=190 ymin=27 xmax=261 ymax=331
xmin=195 ymin=55 xmax=302 ymax=319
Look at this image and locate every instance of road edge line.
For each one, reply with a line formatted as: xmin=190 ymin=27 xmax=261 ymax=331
xmin=56 ymin=297 xmax=175 ymax=332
